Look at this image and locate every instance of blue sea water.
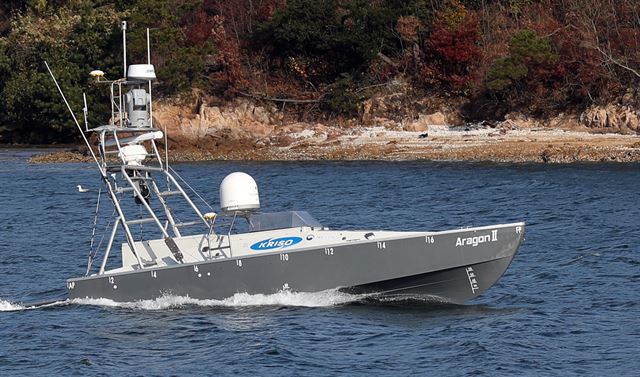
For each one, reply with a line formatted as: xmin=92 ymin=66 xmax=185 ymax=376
xmin=0 ymin=149 xmax=639 ymax=376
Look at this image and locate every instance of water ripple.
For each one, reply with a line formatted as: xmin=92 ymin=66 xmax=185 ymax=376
xmin=1 ymin=156 xmax=640 ymax=375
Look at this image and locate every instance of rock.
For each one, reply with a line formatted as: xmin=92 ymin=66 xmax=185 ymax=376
xmin=325 ymin=130 xmax=343 ymax=142
xmin=422 ymin=111 xmax=447 ymax=125
xmin=201 ymin=106 xmax=222 ymax=124
xmin=547 ymin=113 xmax=582 ymax=130
xmin=281 ymin=123 xmax=306 ymax=134
xmin=403 ymin=112 xmax=446 ymax=132
xmin=361 ymin=98 xmax=375 ymax=125
xmin=503 ymin=112 xmax=537 ymax=129
xmin=582 ymin=104 xmax=640 ymax=132
xmin=312 ymin=124 xmax=328 ymax=134
xmin=404 ymin=120 xmax=429 ymax=132
xmin=29 ymin=151 xmax=91 ymax=163
xmin=274 ymin=135 xmax=294 ymax=147
xmin=154 ymin=98 xmax=281 ymax=145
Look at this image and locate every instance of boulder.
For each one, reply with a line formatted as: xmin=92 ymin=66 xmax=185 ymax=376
xmin=582 ymin=104 xmax=640 ymax=132
xmin=155 ymin=99 xmax=279 ymax=144
xmin=403 ymin=112 xmax=447 ymax=132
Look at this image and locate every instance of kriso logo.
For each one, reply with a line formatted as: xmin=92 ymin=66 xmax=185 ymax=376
xmin=251 ymin=237 xmax=303 ymax=251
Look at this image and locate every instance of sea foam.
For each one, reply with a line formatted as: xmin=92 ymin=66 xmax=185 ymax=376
xmin=72 ymin=289 xmax=365 ymax=310
xmin=0 ymin=299 xmax=25 ymax=312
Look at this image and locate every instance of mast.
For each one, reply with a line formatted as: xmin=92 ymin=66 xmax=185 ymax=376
xmin=121 ymin=21 xmax=127 ymax=78
xmin=49 ymin=21 xmax=213 ymax=275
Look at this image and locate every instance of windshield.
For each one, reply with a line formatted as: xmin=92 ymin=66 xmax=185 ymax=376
xmin=247 ymin=211 xmax=322 ymax=232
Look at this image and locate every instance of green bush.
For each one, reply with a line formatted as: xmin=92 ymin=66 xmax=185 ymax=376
xmin=321 ymin=73 xmax=363 ymax=116
xmin=486 ymin=29 xmax=557 ymax=92
xmin=0 ymin=0 xmax=215 ymax=143
xmin=486 ymin=57 xmax=528 ymax=91
xmin=256 ymin=0 xmax=432 ymax=85
xmin=509 ymin=29 xmax=557 ymax=65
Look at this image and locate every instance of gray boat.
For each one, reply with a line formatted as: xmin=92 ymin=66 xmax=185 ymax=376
xmin=52 ymin=23 xmax=525 ymax=304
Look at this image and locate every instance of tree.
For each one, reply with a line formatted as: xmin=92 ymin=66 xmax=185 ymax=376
xmin=486 ymin=29 xmax=557 ymax=91
xmin=0 ymin=2 xmax=122 ymax=143
xmin=423 ymin=1 xmax=481 ymax=90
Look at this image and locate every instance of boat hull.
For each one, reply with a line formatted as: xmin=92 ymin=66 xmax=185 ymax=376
xmin=67 ymin=222 xmax=524 ymax=304
xmin=344 ymin=254 xmax=516 ymax=303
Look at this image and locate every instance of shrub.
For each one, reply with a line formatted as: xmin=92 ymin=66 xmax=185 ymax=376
xmin=321 ymin=74 xmax=362 ymax=116
xmin=424 ymin=2 xmax=481 ymax=90
xmin=486 ymin=29 xmax=557 ymax=92
xmin=486 ymin=57 xmax=528 ymax=91
xmin=255 ymin=0 xmax=432 ymax=85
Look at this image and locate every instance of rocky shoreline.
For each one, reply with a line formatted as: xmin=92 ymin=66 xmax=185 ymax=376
xmin=29 ymin=98 xmax=640 ymax=164
xmin=29 ymin=126 xmax=640 ymax=164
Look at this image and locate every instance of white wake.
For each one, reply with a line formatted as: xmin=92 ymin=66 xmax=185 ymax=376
xmin=2 ymin=290 xmax=449 ymax=312
xmin=0 ymin=299 xmax=25 ymax=312
xmin=0 ymin=298 xmax=68 ymax=312
xmin=72 ymin=289 xmax=366 ymax=310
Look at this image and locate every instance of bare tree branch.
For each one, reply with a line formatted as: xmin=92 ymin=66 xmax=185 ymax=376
xmin=595 ymin=45 xmax=640 ymax=78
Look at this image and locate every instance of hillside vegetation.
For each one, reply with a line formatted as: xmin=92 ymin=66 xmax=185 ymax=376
xmin=1 ymin=0 xmax=639 ymax=144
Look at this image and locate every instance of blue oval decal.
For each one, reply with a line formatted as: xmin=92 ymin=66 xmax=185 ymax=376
xmin=250 ymin=236 xmax=303 ymax=251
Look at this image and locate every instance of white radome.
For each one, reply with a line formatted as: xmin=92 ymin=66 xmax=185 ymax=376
xmin=90 ymin=70 xmax=105 ymax=81
xmin=220 ymin=172 xmax=260 ymax=213
xmin=127 ymin=64 xmax=157 ymax=81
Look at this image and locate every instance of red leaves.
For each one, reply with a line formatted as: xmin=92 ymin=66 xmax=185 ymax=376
xmin=428 ymin=19 xmax=480 ymax=66
xmin=184 ymin=9 xmax=212 ymax=46
xmin=209 ymin=15 xmax=246 ymax=96
xmin=424 ymin=4 xmax=481 ymax=89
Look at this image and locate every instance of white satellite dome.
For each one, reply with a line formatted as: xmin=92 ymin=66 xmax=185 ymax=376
xmin=220 ymin=172 xmax=260 ymax=213
xmin=127 ymin=64 xmax=157 ymax=81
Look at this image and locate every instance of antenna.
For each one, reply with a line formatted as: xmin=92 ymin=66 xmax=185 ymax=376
xmin=83 ymin=93 xmax=89 ymax=131
xmin=121 ymin=21 xmax=127 ymax=77
xmin=147 ymin=28 xmax=153 ymax=129
xmin=147 ymin=27 xmax=151 ymax=64
xmin=44 ymin=61 xmax=105 ymax=178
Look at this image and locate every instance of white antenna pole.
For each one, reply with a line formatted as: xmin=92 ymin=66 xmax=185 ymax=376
xmin=147 ymin=28 xmax=153 ymax=129
xmin=147 ymin=27 xmax=151 ymax=64
xmin=83 ymin=92 xmax=89 ymax=131
xmin=121 ymin=21 xmax=127 ymax=77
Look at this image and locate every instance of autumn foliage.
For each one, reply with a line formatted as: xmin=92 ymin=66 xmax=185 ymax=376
xmin=424 ymin=2 xmax=481 ymax=89
xmin=1 ymin=0 xmax=640 ymax=143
